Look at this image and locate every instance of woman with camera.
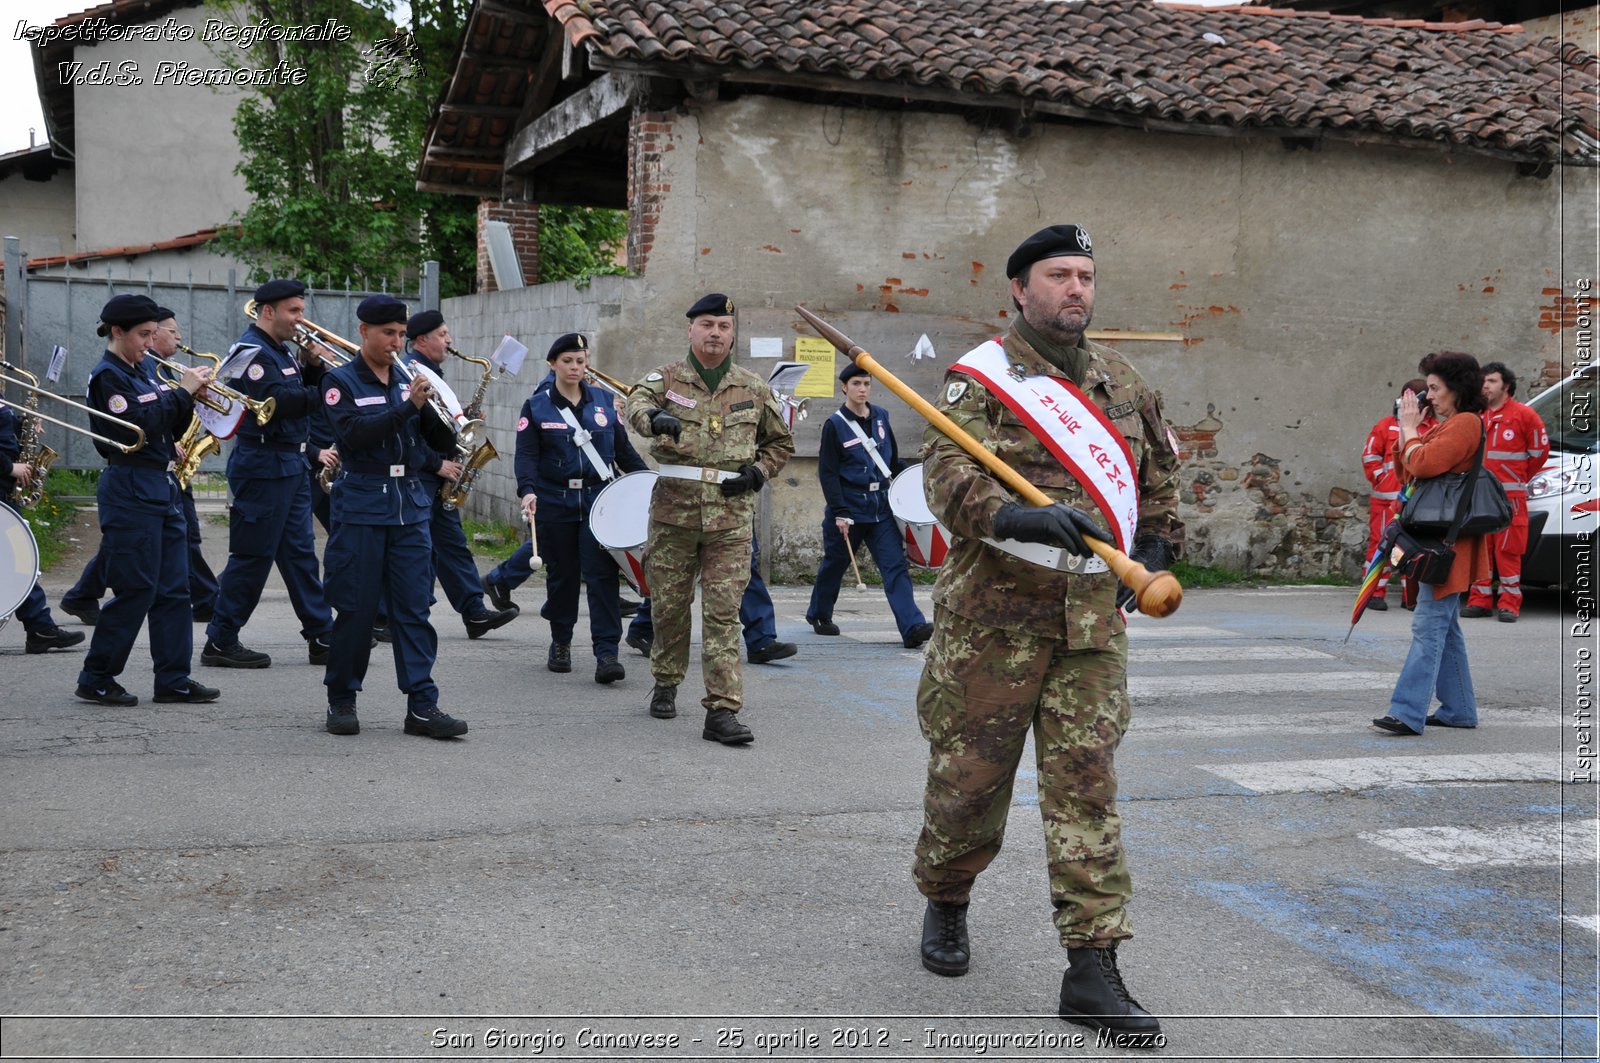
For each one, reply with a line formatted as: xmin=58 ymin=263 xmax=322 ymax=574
xmin=1372 ymin=351 xmax=1494 ymax=736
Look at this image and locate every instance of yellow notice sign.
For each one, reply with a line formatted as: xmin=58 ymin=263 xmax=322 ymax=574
xmin=793 ymin=336 xmax=837 ymax=398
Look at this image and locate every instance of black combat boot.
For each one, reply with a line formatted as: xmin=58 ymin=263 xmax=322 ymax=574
xmin=648 ymin=684 xmax=677 ymax=719
xmin=547 ymin=642 xmax=572 ymax=673
xmin=1058 ymin=946 xmax=1162 ymax=1049
xmin=920 ymin=899 xmax=970 ymax=976
xmin=702 ymin=708 xmax=754 ymax=745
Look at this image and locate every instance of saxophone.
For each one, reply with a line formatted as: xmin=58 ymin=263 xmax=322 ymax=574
xmin=439 ymin=346 xmax=498 ymax=511
xmin=174 ymin=415 xmax=221 ymax=490
xmin=8 ymin=365 xmax=58 ymax=509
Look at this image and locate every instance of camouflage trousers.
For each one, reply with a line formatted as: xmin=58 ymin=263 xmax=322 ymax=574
xmin=912 ymin=605 xmax=1134 ymax=947
xmin=646 ymin=520 xmax=751 ymax=713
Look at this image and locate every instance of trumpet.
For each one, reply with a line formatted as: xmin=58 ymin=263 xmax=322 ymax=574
xmin=243 ymin=299 xmax=358 ymax=369
xmin=149 ymin=346 xmax=277 ymax=426
xmin=0 ymin=360 xmax=146 ymax=453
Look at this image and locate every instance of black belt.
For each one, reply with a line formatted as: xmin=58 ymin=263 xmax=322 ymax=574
xmin=344 ymin=460 xmax=412 ymax=476
xmin=236 ymin=436 xmax=306 ymax=453
xmin=106 ymin=455 xmax=173 ymax=470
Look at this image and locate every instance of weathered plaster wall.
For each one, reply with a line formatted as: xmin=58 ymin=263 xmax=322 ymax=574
xmin=0 ymin=169 xmax=75 ymax=261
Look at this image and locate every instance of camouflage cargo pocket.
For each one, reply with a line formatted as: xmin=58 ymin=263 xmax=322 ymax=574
xmin=916 ymin=661 xmax=967 ymax=749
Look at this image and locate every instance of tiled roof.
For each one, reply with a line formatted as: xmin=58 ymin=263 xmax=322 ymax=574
xmin=540 ymin=0 xmax=1597 ymax=163
xmin=24 ymin=226 xmax=232 ymax=272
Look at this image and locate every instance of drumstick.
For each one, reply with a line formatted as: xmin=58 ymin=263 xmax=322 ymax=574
xmin=526 ymin=512 xmax=543 ymax=572
xmin=841 ymin=520 xmax=866 ymax=590
xmin=795 ymin=306 xmax=1182 ymax=618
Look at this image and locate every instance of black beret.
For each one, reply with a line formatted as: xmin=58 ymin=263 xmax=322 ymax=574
xmin=546 ymin=332 xmax=589 ymax=361
xmin=686 ymin=293 xmax=736 ymax=319
xmin=253 ymin=278 xmax=307 ymax=304
xmin=838 ymin=363 xmax=870 ymax=384
xmin=1005 ymin=224 xmax=1094 ymax=279
xmin=405 ymin=309 xmax=444 ymax=340
xmin=356 ymin=295 xmax=408 ymax=325
xmin=153 ymin=305 xmax=178 ymax=322
xmin=96 ymin=294 xmax=162 ymax=336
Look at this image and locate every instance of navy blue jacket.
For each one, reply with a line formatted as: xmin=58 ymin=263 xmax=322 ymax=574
xmin=515 ymin=380 xmax=645 ymax=523
xmin=322 ymin=356 xmax=455 ymax=526
xmin=817 ymin=403 xmax=904 ymax=524
xmin=0 ymin=402 xmax=21 ymax=498
xmin=225 ymin=323 xmax=326 ymax=478
xmin=86 ymin=351 xmax=193 ymax=468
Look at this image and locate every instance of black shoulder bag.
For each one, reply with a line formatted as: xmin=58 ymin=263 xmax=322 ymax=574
xmin=1392 ymin=419 xmax=1511 ymax=585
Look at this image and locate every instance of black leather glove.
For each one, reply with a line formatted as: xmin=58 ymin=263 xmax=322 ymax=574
xmin=991 ymin=502 xmax=1109 ymax=558
xmin=1116 ymin=537 xmax=1175 ymax=613
xmin=647 ymin=409 xmax=682 ymax=441
xmin=720 ymin=463 xmax=766 ymax=498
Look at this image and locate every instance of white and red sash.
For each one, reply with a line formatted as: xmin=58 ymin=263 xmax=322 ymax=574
xmin=950 ymin=341 xmax=1138 ymax=571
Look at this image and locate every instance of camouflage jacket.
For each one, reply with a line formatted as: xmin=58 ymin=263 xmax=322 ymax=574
xmin=922 ymin=327 xmax=1183 ymax=647
xmin=626 ymin=354 xmax=795 ymax=532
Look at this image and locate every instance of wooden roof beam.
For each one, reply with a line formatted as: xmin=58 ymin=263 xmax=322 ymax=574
xmin=504 ymin=71 xmax=640 ymax=174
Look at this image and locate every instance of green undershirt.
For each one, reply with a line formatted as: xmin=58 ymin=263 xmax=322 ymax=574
xmin=690 ymin=350 xmax=731 ymax=393
xmin=1014 ymin=316 xmax=1087 ymax=386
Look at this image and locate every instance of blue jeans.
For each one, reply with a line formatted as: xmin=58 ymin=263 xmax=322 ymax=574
xmin=1387 ymin=588 xmax=1477 ymax=730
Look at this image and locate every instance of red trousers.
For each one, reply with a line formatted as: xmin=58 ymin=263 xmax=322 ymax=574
xmin=1367 ymin=500 xmax=1398 ymax=599
xmin=1468 ymin=495 xmax=1529 ymax=615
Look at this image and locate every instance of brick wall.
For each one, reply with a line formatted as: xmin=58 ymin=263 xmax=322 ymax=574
xmin=626 ymin=111 xmax=673 ymax=274
xmin=476 ymin=199 xmax=541 ymax=292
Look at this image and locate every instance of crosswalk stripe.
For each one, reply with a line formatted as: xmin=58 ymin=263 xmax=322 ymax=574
xmin=1129 ymin=671 xmax=1392 ymax=698
xmin=1566 ymin=914 xmax=1600 ymax=934
xmin=1131 ymin=706 xmax=1554 ymax=737
xmin=1197 ymin=752 xmax=1557 ymax=794
xmin=1360 ymin=820 xmax=1599 ymax=868
xmin=1135 ymin=645 xmax=1336 ymax=662
xmin=1125 ymin=624 xmax=1246 ymax=639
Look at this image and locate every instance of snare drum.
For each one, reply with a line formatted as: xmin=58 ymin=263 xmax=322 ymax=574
xmin=887 ymin=463 xmax=951 ymax=569
xmin=1 ymin=506 xmax=41 ymax=621
xmin=589 ymin=470 xmax=659 ymax=596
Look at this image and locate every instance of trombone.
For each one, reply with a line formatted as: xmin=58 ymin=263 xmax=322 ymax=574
xmin=243 ymin=299 xmax=357 ymax=369
xmin=0 ymin=360 xmax=146 ymax=453
xmin=149 ymin=345 xmax=277 ymax=426
xmin=585 ymin=365 xmax=642 ymax=397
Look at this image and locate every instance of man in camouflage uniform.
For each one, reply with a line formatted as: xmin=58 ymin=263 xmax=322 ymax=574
xmin=913 ymin=225 xmax=1181 ymax=1047
xmin=626 ymin=293 xmax=795 ymax=745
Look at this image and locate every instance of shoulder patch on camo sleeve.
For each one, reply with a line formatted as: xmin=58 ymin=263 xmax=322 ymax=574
xmin=944 ymin=380 xmax=968 ymax=405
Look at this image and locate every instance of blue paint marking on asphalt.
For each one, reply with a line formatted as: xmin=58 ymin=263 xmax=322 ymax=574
xmin=811 ymin=658 xmax=923 ymax=724
xmin=1194 ymin=878 xmax=1599 ymax=1057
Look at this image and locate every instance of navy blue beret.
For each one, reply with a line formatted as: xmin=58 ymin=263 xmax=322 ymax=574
xmin=546 ymin=332 xmax=589 ymax=361
xmin=838 ymin=363 xmax=870 ymax=384
xmin=253 ymin=278 xmax=307 ymax=304
xmin=406 ymin=310 xmax=445 ymax=339
xmin=96 ymin=294 xmax=162 ymax=336
xmin=686 ymin=293 xmax=736 ymax=319
xmin=154 ymin=305 xmax=178 ymax=322
xmin=1005 ymin=225 xmax=1093 ymax=280
xmin=357 ymin=295 xmax=408 ymax=325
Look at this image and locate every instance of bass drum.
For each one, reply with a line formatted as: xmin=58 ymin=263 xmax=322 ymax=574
xmin=1 ymin=505 xmax=41 ymax=622
xmin=589 ymin=470 xmax=660 ymax=596
xmin=887 ymin=463 xmax=951 ymax=569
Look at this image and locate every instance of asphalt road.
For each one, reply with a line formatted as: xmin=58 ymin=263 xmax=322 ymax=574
xmin=1 ymin=519 xmax=1594 ymax=1062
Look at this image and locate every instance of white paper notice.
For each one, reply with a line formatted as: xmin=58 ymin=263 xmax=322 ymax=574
xmin=749 ymin=337 xmax=783 ymax=359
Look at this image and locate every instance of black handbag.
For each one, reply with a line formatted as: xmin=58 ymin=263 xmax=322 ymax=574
xmin=1399 ymin=420 xmax=1513 ymax=539
xmin=1391 ymin=526 xmax=1455 ymax=585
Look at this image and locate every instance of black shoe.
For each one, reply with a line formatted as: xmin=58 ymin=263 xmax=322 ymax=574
xmin=1059 ymin=946 xmax=1162 ymax=1047
xmin=26 ymin=627 xmax=86 ymax=654
xmin=466 ymin=605 xmax=519 ymax=639
xmin=372 ymin=625 xmax=391 ymax=643
xmin=808 ymin=617 xmax=841 ymax=636
xmin=595 ymin=654 xmax=625 ymax=684
xmin=404 ymin=704 xmax=468 ymax=739
xmin=1372 ymin=715 xmax=1422 ymax=736
xmin=201 ymin=639 xmax=271 ymax=669
xmin=626 ymin=631 xmax=653 ymax=656
xmin=702 ymin=708 xmax=754 ymax=745
xmin=548 ymin=642 xmax=572 ymax=673
xmin=920 ymin=899 xmax=970 ymax=976
xmin=1497 ymin=608 xmax=1518 ymax=623
xmin=153 ymin=682 xmax=220 ymax=704
xmin=325 ymin=703 xmax=359 ymax=736
xmin=75 ymin=680 xmax=137 ymax=706
xmin=483 ymin=576 xmax=513 ymax=612
xmin=648 ymin=684 xmax=677 ymax=719
xmin=308 ymin=636 xmax=332 ymax=666
xmin=191 ymin=604 xmax=214 ymax=623
xmin=59 ymin=599 xmax=99 ymax=625
xmin=620 ymin=597 xmax=641 ymax=617
xmin=1425 ymin=714 xmax=1477 ymax=728
xmin=903 ymin=622 xmax=934 ymax=649
xmin=748 ymin=641 xmax=797 ymax=664
xmin=1460 ymin=605 xmax=1491 ymax=618
xmin=1367 ymin=597 xmax=1388 ymax=612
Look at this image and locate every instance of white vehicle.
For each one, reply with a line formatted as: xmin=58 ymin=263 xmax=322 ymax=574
xmin=1524 ymin=363 xmax=1598 ymax=589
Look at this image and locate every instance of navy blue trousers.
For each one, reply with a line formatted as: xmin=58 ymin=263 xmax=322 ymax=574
xmin=807 ymin=516 xmax=926 ymax=637
xmin=65 ymin=487 xmax=216 ymax=613
xmin=76 ymin=467 xmax=193 ymax=691
xmin=3 ymin=499 xmax=56 ymax=634
xmin=321 ymin=519 xmax=439 ymax=710
xmin=627 ymin=534 xmax=777 ymax=651
xmin=535 ymin=517 xmax=622 ymax=659
xmin=429 ymin=499 xmax=487 ymax=619
xmin=208 ymin=473 xmax=332 ymax=646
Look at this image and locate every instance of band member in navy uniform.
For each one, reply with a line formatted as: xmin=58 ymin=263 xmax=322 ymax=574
xmin=308 ymin=376 xmax=338 ymax=534
xmin=1 ymin=395 xmax=85 ymax=654
xmin=203 ymin=279 xmax=334 ymax=670
xmin=806 ymin=363 xmax=932 ymax=647
xmin=75 ymin=294 xmax=219 ymax=706
xmin=151 ymin=311 xmax=221 ymax=621
xmin=319 ymin=295 xmax=466 ymax=739
xmin=404 ymin=310 xmax=519 ymax=638
xmin=510 ymin=333 xmax=646 ymax=682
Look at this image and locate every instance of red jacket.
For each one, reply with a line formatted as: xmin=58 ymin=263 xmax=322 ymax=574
xmin=1481 ymin=399 xmax=1550 ymax=493
xmin=1362 ymin=415 xmax=1402 ymax=501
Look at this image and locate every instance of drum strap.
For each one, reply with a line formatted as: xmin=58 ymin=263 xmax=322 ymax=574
xmin=557 ymin=407 xmax=614 ymax=482
xmin=836 ymin=411 xmax=893 ymax=480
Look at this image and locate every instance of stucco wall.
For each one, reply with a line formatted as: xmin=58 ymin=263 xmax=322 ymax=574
xmin=457 ymin=92 xmax=1597 ymax=580
xmin=0 ymin=168 xmax=75 ymax=260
